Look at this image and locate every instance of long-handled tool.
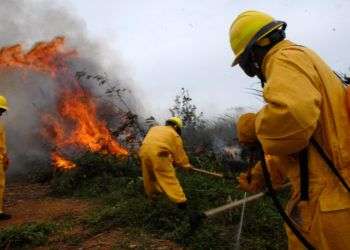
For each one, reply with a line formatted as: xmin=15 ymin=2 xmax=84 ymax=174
xmin=204 ymin=182 xmax=291 ymax=218
xmin=191 ymin=167 xmax=225 ymax=178
xmin=188 ymin=183 xmax=291 ymax=233
xmin=190 ymin=167 xmax=235 ymax=180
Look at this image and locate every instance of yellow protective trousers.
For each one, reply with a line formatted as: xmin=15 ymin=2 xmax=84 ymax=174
xmin=139 ymin=144 xmax=187 ymax=204
xmin=0 ymin=124 xmax=6 ymax=213
xmin=0 ymin=164 xmax=4 ymax=212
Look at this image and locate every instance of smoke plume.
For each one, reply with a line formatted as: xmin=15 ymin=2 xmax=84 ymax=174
xmin=0 ymin=0 xmax=142 ymax=175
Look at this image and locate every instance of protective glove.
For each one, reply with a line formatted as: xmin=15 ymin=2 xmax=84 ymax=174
xmin=238 ymin=162 xmax=264 ymax=193
xmin=236 ymin=113 xmax=258 ymax=145
xmin=182 ymin=163 xmax=193 ymax=171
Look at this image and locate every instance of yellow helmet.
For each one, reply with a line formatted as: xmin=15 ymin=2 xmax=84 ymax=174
xmin=229 ymin=10 xmax=286 ymax=66
xmin=166 ymin=117 xmax=183 ymax=128
xmin=237 ymin=113 xmax=257 ymax=144
xmin=0 ymin=96 xmax=8 ymax=110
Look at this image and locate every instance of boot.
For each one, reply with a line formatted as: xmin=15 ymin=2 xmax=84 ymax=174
xmin=0 ymin=212 xmax=12 ymax=220
xmin=177 ymin=201 xmax=188 ymax=210
xmin=189 ymin=210 xmax=206 ymax=231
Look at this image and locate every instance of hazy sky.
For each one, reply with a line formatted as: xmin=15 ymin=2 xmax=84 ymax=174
xmin=60 ymin=0 xmax=350 ymax=119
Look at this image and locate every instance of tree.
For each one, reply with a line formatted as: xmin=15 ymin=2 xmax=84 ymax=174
xmin=169 ymin=88 xmax=205 ymax=129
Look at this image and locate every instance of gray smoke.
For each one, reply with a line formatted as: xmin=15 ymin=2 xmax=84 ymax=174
xmin=0 ymin=0 xmax=142 ymax=175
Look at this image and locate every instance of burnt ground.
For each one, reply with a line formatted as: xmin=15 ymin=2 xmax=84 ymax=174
xmin=0 ymin=182 xmax=182 ymax=249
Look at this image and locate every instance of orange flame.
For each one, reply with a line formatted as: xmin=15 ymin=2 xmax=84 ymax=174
xmin=52 ymin=152 xmax=76 ymax=170
xmin=0 ymin=37 xmax=128 ymax=170
xmin=0 ymin=37 xmax=75 ymax=76
xmin=43 ymin=88 xmax=129 ymax=156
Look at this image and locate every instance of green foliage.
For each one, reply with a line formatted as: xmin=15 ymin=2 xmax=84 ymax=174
xmin=168 ymin=88 xmax=243 ymax=157
xmin=83 ymin=175 xmax=237 ymax=248
xmin=50 ymin=153 xmax=140 ymax=196
xmin=0 ymin=222 xmax=58 ymax=249
xmin=26 ymin=162 xmax=53 ymax=183
xmin=169 ymin=88 xmax=205 ymax=129
xmin=50 ymin=153 xmax=287 ymax=249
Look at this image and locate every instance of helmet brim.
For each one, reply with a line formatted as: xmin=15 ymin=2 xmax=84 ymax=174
xmin=231 ymin=49 xmax=244 ymax=67
xmin=231 ymin=57 xmax=240 ymax=67
xmin=230 ymin=21 xmax=286 ymax=68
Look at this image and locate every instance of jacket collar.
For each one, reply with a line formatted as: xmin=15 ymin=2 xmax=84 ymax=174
xmin=262 ymin=40 xmax=295 ymax=75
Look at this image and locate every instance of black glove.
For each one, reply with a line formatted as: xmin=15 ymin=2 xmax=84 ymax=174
xmin=177 ymin=201 xmax=188 ymax=210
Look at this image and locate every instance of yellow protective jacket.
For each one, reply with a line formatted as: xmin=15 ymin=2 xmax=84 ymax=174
xmin=139 ymin=126 xmax=190 ymax=203
xmin=0 ymin=124 xmax=7 ymax=212
xmin=245 ymin=40 xmax=350 ymax=249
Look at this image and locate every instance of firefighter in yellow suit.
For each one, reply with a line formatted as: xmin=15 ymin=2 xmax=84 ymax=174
xmin=139 ymin=117 xmax=192 ymax=208
xmin=0 ymin=95 xmax=10 ymax=220
xmin=230 ymin=11 xmax=350 ymax=249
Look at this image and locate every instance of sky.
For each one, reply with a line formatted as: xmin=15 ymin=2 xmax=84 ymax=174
xmin=59 ymin=0 xmax=350 ymax=119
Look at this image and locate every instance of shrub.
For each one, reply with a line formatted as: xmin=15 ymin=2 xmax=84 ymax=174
xmin=49 ymin=153 xmax=140 ymax=196
xmin=50 ymin=153 xmax=288 ymax=249
xmin=0 ymin=222 xmax=58 ymax=249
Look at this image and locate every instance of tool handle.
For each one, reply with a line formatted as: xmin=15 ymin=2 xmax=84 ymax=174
xmin=191 ymin=167 xmax=224 ymax=178
xmin=204 ymin=182 xmax=291 ymax=218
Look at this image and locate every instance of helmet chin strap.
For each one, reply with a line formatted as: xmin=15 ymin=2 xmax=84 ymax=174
xmin=238 ymin=21 xmax=287 ymax=87
xmin=238 ymin=52 xmax=259 ymax=77
xmin=239 ymin=51 xmax=266 ymax=85
xmin=257 ymin=72 xmax=266 ymax=88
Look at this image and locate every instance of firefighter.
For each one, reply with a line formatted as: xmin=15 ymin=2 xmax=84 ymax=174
xmin=0 ymin=95 xmax=10 ymax=220
xmin=139 ymin=117 xmax=192 ymax=209
xmin=230 ymin=10 xmax=350 ymax=249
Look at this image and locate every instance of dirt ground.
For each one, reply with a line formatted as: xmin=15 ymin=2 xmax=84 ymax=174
xmin=1 ymin=182 xmax=182 ymax=250
xmin=0 ymin=183 xmax=89 ymax=229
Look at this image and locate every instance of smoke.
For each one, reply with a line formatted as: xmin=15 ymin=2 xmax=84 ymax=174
xmin=0 ymin=0 xmax=142 ymax=175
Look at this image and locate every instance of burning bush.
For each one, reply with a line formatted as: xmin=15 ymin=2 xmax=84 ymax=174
xmin=50 ymin=153 xmax=140 ymax=196
xmin=0 ymin=37 xmax=143 ymax=177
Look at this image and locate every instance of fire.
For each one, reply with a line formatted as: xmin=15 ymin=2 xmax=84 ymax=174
xmin=43 ymin=88 xmax=128 ymax=156
xmin=0 ymin=37 xmax=75 ymax=76
xmin=52 ymin=152 xmax=76 ymax=170
xmin=0 ymin=37 xmax=128 ymax=170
